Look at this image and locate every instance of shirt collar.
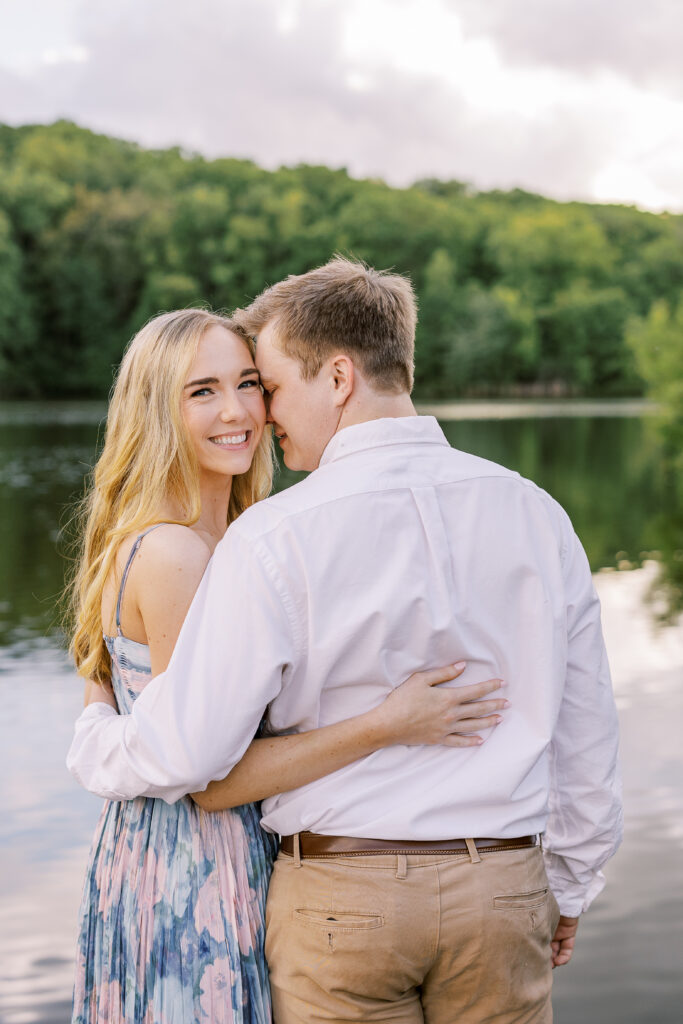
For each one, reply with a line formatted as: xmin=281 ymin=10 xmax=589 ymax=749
xmin=318 ymin=415 xmax=449 ymax=468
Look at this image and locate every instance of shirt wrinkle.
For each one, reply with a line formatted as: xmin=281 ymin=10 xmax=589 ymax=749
xmin=249 ymin=535 xmax=306 ymax=662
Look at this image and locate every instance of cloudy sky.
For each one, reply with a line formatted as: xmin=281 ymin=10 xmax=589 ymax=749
xmin=2 ymin=0 xmax=682 ymax=211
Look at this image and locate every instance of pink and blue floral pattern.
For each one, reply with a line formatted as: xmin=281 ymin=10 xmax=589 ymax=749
xmin=72 ymin=632 xmax=276 ymax=1023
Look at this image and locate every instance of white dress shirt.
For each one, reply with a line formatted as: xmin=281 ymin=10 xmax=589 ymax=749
xmin=68 ymin=416 xmax=622 ymax=915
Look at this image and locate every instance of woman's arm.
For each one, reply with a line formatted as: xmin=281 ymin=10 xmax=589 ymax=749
xmin=191 ymin=667 xmax=507 ymax=811
xmin=84 ymin=678 xmax=117 ymax=710
xmin=85 ymin=527 xmax=507 ymax=811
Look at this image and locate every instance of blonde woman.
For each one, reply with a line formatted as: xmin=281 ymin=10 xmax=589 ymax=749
xmin=68 ymin=309 xmax=506 ymax=1023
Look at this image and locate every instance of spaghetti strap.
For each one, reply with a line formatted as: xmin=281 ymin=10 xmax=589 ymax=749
xmin=114 ymin=524 xmax=167 ymax=636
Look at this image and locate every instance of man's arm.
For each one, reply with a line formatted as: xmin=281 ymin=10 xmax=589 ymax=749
xmin=67 ymin=528 xmax=299 ymax=803
xmin=543 ymin=515 xmax=623 ymax=919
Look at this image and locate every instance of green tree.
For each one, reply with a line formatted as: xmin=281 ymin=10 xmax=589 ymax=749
xmin=0 ymin=210 xmax=36 ymax=395
xmin=627 ymin=300 xmax=683 ymax=463
xmin=335 ymin=181 xmax=479 ymax=287
xmin=415 ymin=247 xmax=463 ymax=393
xmin=14 ymin=119 xmax=144 ymax=190
xmin=39 ymin=187 xmax=150 ymax=393
xmin=627 ymin=301 xmax=683 ymax=622
xmin=486 ymin=206 xmax=615 ymax=304
xmin=441 ymin=284 xmax=538 ymax=395
xmin=537 ymin=284 xmax=635 ymax=393
xmin=0 ymin=121 xmax=680 ymax=400
xmin=132 ymin=272 xmax=204 ymax=326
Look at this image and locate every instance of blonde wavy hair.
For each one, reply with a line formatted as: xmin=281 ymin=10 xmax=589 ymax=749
xmin=67 ymin=308 xmax=275 ymax=686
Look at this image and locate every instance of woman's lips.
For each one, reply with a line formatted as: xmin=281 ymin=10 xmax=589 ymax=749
xmin=208 ymin=430 xmax=251 ymax=449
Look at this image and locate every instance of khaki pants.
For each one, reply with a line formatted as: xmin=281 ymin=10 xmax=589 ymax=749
xmin=265 ymin=844 xmax=561 ymax=1023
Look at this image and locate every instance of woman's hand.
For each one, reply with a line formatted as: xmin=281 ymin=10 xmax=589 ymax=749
xmin=190 ymin=662 xmax=507 ymax=812
xmin=84 ymin=679 xmax=118 ymax=711
xmin=371 ymin=663 xmax=508 ymax=748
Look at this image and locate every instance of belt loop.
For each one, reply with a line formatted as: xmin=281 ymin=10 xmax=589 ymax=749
xmin=465 ymin=838 xmax=482 ymax=864
xmin=539 ymin=833 xmax=544 ymax=852
xmin=396 ymin=854 xmax=407 ymax=880
xmin=293 ymin=832 xmax=302 ymax=869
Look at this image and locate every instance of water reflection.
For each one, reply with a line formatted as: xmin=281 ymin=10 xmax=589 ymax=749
xmin=552 ymin=567 xmax=683 ymax=1022
xmin=0 ymin=649 xmax=101 ymax=1024
xmin=642 ymin=473 xmax=683 ymax=625
xmin=1 ymin=402 xmax=682 ymax=1023
xmin=2 ymin=405 xmax=681 ymax=644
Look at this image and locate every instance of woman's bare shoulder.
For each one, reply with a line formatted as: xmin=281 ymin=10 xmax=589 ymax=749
xmin=130 ymin=525 xmax=213 ymax=629
xmin=133 ymin=524 xmax=213 ymax=577
xmin=103 ymin=525 xmax=212 ymax=643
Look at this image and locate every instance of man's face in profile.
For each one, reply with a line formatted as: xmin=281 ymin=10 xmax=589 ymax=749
xmin=255 ymin=320 xmax=340 ymax=472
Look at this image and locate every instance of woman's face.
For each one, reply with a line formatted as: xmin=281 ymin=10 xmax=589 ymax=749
xmin=181 ymin=325 xmax=266 ymax=482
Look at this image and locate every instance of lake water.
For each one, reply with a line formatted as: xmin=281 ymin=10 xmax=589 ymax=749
xmin=0 ymin=400 xmax=681 ymax=1024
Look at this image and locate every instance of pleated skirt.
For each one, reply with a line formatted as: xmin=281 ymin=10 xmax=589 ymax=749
xmin=72 ymin=795 xmax=277 ymax=1024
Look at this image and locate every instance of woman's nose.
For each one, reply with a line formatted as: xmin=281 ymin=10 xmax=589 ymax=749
xmin=219 ymin=392 xmax=246 ymax=421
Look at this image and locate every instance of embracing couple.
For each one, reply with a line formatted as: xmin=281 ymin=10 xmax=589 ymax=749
xmin=67 ymin=256 xmax=622 ymax=1024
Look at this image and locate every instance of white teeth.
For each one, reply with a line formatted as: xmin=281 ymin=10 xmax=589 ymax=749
xmin=210 ymin=433 xmax=247 ymax=445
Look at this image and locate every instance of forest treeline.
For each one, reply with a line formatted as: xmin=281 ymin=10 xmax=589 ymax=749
xmin=1 ymin=120 xmax=682 ymax=399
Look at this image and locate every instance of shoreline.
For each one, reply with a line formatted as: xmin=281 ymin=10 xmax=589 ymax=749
xmin=0 ymin=397 xmax=659 ymax=426
xmin=415 ymin=398 xmax=658 ymax=420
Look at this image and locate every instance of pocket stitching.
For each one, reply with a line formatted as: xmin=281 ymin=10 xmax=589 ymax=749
xmin=493 ymin=887 xmax=548 ymax=911
xmin=293 ymin=908 xmax=384 ymax=931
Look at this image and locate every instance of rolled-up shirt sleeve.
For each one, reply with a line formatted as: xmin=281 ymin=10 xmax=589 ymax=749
xmin=543 ymin=516 xmax=623 ymax=916
xmin=67 ymin=527 xmax=300 ymax=803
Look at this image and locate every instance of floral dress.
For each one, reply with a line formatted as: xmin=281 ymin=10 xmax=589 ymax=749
xmin=72 ymin=527 xmax=277 ymax=1023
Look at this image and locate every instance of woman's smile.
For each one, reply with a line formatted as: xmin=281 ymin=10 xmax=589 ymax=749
xmin=209 ymin=430 xmax=252 ymax=449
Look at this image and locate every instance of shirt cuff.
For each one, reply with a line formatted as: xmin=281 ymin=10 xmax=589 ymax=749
xmin=78 ymin=702 xmax=118 ymax=722
xmin=543 ymin=851 xmax=607 ymax=916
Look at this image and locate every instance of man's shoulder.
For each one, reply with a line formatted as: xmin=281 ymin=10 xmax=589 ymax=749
xmin=444 ymin=445 xmax=519 ymax=483
xmin=446 ymin=446 xmax=572 ymax=529
xmin=229 ymin=473 xmax=323 ymax=541
xmin=430 ymin=444 xmax=553 ymax=498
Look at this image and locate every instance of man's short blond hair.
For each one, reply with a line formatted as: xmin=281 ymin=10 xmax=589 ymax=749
xmin=233 ymin=256 xmax=416 ymax=393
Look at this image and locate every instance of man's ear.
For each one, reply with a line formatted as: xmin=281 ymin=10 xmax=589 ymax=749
xmin=329 ymin=354 xmax=354 ymax=406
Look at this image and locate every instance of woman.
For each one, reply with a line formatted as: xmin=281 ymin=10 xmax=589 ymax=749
xmin=68 ymin=309 xmax=505 ymax=1023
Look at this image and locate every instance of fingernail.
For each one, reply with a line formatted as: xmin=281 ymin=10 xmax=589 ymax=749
xmin=502 ymin=700 xmax=511 ymax=708
xmin=453 ymin=661 xmax=466 ymax=671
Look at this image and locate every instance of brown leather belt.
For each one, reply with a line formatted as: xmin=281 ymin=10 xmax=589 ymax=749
xmin=279 ymin=832 xmax=538 ymax=858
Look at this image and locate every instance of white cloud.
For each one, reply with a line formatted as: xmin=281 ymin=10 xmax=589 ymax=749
xmin=0 ymin=0 xmax=681 ymax=211
xmin=0 ymin=0 xmax=85 ymax=73
xmin=42 ymin=44 xmax=89 ymax=66
xmin=451 ymin=0 xmax=683 ymax=97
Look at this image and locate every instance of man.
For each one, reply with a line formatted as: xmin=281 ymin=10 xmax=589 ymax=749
xmin=69 ymin=256 xmax=622 ymax=1022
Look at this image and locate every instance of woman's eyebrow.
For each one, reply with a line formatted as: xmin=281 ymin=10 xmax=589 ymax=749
xmin=184 ymin=370 xmax=259 ymax=389
xmin=184 ymin=376 xmax=219 ymax=389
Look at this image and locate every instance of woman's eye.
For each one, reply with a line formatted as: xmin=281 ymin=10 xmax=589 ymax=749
xmin=191 ymin=387 xmax=213 ymax=397
xmin=239 ymin=378 xmax=261 ymax=391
